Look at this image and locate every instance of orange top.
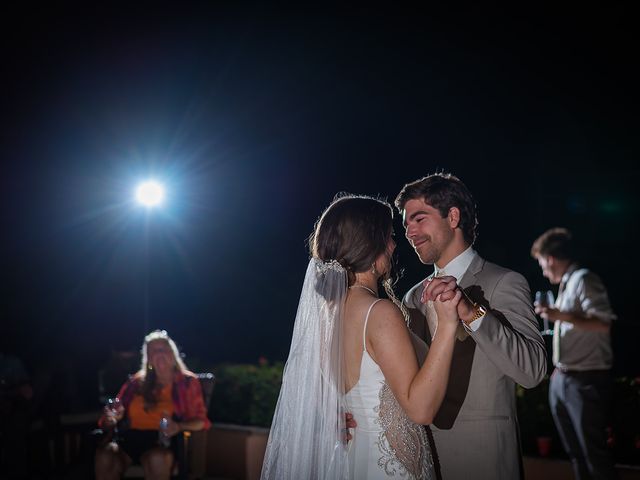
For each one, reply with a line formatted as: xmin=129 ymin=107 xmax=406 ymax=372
xmin=128 ymin=384 xmax=175 ymax=430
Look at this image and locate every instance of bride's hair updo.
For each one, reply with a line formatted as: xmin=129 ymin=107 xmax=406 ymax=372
xmin=310 ymin=194 xmax=410 ymax=324
xmin=309 ymin=194 xmax=394 ymax=285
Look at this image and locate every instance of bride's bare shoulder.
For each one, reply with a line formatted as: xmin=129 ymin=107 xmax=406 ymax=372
xmin=367 ymin=299 xmax=407 ymax=330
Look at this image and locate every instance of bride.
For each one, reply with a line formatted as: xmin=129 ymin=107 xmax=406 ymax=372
xmin=261 ymin=195 xmax=461 ymax=479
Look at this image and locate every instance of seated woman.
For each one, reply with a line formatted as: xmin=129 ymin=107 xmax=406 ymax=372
xmin=95 ymin=330 xmax=211 ymax=480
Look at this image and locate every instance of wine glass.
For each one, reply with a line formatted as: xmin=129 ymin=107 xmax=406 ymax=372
xmin=105 ymin=397 xmax=122 ymax=443
xmin=534 ymin=290 xmax=554 ymax=308
xmin=544 ymin=290 xmax=554 ymax=308
xmin=534 ymin=290 xmax=554 ymax=333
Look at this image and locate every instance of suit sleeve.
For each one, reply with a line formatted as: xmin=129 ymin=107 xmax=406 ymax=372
xmin=469 ymin=270 xmax=547 ymax=388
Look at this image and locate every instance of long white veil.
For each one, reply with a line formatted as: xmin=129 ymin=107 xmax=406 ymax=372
xmin=260 ymin=258 xmax=349 ymax=480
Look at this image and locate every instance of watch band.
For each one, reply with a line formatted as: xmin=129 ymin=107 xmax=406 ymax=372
xmin=470 ymin=303 xmax=487 ymax=322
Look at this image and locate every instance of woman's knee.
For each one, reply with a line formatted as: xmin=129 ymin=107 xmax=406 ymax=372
xmin=95 ymin=444 xmax=126 ymax=478
xmin=95 ymin=445 xmax=116 ymax=467
xmin=141 ymin=447 xmax=174 ymax=476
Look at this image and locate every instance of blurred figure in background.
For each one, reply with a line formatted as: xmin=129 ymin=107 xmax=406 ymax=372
xmin=95 ymin=330 xmax=210 ymax=480
xmin=532 ymin=228 xmax=617 ymax=480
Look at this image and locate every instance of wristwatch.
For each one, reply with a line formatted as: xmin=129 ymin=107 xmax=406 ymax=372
xmin=469 ymin=303 xmax=487 ymax=323
xmin=459 ymin=287 xmax=487 ymax=324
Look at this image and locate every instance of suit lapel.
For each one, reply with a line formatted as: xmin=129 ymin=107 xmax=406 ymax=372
xmin=459 ymin=254 xmax=484 ymax=290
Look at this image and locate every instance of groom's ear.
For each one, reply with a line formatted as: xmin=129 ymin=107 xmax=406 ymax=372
xmin=447 ymin=207 xmax=461 ymax=229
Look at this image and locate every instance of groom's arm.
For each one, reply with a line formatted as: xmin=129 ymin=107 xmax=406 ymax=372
xmin=467 ymin=270 xmax=547 ymax=388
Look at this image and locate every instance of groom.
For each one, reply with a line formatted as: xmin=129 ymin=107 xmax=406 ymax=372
xmin=395 ymin=173 xmax=546 ymax=480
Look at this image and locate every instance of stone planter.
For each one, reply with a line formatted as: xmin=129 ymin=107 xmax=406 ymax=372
xmin=205 ymin=423 xmax=270 ymax=480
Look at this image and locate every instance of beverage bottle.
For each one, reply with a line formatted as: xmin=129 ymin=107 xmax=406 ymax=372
xmin=159 ymin=416 xmax=171 ymax=447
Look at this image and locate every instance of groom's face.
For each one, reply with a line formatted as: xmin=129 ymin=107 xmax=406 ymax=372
xmin=402 ymin=198 xmax=455 ymax=266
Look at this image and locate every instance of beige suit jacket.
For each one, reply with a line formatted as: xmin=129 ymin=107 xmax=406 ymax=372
xmin=404 ymin=254 xmax=546 ymax=480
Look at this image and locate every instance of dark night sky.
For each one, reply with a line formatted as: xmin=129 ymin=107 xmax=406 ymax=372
xmin=1 ymin=4 xmax=638 ymax=400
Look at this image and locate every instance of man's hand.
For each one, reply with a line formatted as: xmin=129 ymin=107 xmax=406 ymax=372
xmin=456 ymin=294 xmax=478 ymax=325
xmin=422 ymin=276 xmax=477 ymax=324
xmin=421 ymin=276 xmax=458 ymax=303
xmin=536 ymin=305 xmax=561 ymax=321
xmin=434 ymin=288 xmax=463 ymax=327
xmin=343 ymin=412 xmax=357 ymax=443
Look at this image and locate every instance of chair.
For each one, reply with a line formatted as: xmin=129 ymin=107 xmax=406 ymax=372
xmin=177 ymin=373 xmax=215 ymax=479
xmin=123 ymin=372 xmax=215 ymax=480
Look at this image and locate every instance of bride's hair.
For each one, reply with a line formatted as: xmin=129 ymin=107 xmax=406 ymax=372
xmin=309 ymin=194 xmax=409 ymax=321
xmin=309 ymin=194 xmax=392 ymax=282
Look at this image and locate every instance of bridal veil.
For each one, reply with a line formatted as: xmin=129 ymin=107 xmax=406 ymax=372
xmin=260 ymin=258 xmax=349 ymax=480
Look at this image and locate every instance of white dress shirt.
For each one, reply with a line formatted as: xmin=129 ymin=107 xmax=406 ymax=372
xmin=435 ymin=246 xmax=485 ymax=331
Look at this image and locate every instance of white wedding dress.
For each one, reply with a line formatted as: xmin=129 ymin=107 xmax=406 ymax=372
xmin=345 ymin=299 xmax=435 ymax=480
xmin=261 ymin=260 xmax=433 ymax=480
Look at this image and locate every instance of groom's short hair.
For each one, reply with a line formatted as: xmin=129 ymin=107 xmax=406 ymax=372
xmin=395 ymin=172 xmax=478 ymax=245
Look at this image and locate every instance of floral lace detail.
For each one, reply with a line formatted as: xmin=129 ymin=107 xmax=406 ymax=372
xmin=374 ymin=382 xmax=434 ymax=480
xmin=313 ymin=258 xmax=345 ymax=274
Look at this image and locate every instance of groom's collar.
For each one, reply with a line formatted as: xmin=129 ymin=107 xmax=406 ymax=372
xmin=434 ymin=246 xmax=477 ymax=282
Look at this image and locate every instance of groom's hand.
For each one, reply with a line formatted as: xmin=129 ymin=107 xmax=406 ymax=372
xmin=343 ymin=412 xmax=357 ymax=443
xmin=422 ymin=276 xmax=478 ymax=324
xmin=421 ymin=276 xmax=458 ymax=304
xmin=457 ymin=295 xmax=477 ymax=324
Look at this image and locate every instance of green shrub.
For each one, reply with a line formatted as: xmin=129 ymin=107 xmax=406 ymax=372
xmin=210 ymin=360 xmax=284 ymax=427
xmin=516 ymin=377 xmax=559 ymax=455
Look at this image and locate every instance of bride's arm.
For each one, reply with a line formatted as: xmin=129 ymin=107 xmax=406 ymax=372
xmin=367 ymin=294 xmax=460 ymax=425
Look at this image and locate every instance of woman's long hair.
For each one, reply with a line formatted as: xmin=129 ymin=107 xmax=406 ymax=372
xmin=138 ymin=329 xmax=187 ymax=411
xmin=309 ymin=194 xmax=409 ymax=322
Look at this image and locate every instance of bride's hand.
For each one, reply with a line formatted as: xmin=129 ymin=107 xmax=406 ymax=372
xmin=421 ymin=275 xmax=458 ymax=304
xmin=433 ymin=288 xmax=463 ymax=328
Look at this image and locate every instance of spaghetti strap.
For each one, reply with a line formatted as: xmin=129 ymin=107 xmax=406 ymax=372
xmin=362 ymin=299 xmax=383 ymax=352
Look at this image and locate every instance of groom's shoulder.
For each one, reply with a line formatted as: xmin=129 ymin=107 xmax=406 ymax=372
xmin=476 ymin=256 xmax=528 ymax=286
xmin=479 ymin=257 xmax=511 ymax=277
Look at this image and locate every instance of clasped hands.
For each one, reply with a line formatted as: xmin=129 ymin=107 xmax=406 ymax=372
xmin=341 ymin=277 xmax=475 ymax=442
xmin=421 ymin=275 xmax=477 ymax=325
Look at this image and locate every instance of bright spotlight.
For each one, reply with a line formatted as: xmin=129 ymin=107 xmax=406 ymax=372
xmin=135 ymin=180 xmax=165 ymax=207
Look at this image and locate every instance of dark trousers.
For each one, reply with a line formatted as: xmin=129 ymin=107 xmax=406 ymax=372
xmin=549 ymin=369 xmax=617 ymax=480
